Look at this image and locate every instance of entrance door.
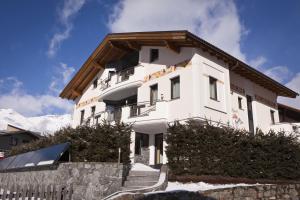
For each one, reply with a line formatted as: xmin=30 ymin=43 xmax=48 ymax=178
xmin=246 ymin=95 xmax=255 ymax=134
xmin=155 ymin=134 xmax=163 ymax=165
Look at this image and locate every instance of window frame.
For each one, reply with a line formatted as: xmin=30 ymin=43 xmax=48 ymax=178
xmin=150 ymin=84 xmax=158 ymax=105
xmin=80 ymin=110 xmax=85 ymax=125
xmin=93 ymin=78 xmax=98 ymax=89
xmin=209 ymin=76 xmax=218 ymax=101
xmin=170 ymin=76 xmax=180 ymax=100
xmin=238 ymin=97 xmax=243 ymax=109
xmin=91 ymin=106 xmax=96 ymax=117
xmin=150 ymin=49 xmax=159 ymax=63
xmin=270 ymin=110 xmax=275 ymax=125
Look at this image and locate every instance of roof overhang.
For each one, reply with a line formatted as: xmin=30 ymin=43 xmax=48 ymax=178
xmin=60 ymin=30 xmax=298 ymax=100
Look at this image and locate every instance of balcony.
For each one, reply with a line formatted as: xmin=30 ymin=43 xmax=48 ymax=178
xmin=99 ymin=65 xmax=144 ymax=101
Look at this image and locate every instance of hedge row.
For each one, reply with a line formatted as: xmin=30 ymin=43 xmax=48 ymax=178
xmin=166 ymin=120 xmax=300 ymax=180
xmin=10 ymin=122 xmax=132 ymax=164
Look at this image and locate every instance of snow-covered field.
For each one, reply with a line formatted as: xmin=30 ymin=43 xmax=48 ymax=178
xmin=166 ymin=181 xmax=259 ymax=192
xmin=0 ymin=108 xmax=71 ymax=134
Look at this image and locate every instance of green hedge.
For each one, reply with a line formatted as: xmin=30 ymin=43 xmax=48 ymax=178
xmin=10 ymin=122 xmax=132 ymax=164
xmin=166 ymin=120 xmax=300 ymax=180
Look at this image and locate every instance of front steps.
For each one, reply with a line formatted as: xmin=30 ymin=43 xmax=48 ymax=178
xmin=122 ymin=170 xmax=160 ymax=191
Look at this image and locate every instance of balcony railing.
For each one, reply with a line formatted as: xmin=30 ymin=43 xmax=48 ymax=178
xmin=116 ymin=67 xmax=134 ymax=83
xmin=99 ymin=65 xmax=142 ymax=91
xmin=128 ymin=102 xmax=156 ymax=118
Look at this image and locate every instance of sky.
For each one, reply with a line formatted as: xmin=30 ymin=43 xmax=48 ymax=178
xmin=0 ymin=0 xmax=299 ymax=117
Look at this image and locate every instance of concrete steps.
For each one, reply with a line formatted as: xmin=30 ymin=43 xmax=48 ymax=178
xmin=122 ymin=170 xmax=160 ymax=191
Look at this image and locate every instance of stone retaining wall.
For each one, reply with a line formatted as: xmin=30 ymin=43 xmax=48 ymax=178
xmin=0 ymin=162 xmax=127 ymax=200
xmin=115 ymin=184 xmax=300 ymax=200
xmin=203 ymin=184 xmax=300 ymax=200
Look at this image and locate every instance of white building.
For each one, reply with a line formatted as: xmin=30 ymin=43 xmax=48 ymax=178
xmin=60 ymin=31 xmax=299 ymax=166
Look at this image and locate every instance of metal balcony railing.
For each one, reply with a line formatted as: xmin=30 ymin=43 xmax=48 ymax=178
xmin=128 ymin=101 xmax=156 ymax=118
xmin=116 ymin=67 xmax=134 ymax=83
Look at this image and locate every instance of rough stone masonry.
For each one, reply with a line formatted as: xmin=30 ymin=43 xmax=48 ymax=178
xmin=0 ymin=162 xmax=127 ymax=200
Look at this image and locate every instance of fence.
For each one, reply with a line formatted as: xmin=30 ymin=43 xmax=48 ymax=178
xmin=0 ymin=184 xmax=72 ymax=200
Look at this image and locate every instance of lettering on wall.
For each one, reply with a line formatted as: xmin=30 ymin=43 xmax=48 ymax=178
xmin=144 ymin=59 xmax=191 ymax=83
xmin=254 ymin=95 xmax=277 ymax=108
xmin=76 ymin=96 xmax=100 ymax=109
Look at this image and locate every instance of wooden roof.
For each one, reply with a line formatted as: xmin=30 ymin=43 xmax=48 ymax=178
xmin=60 ymin=30 xmax=298 ymax=100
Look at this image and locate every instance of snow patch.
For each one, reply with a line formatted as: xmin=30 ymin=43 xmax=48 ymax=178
xmin=166 ymin=181 xmax=259 ymax=192
xmin=131 ymin=163 xmax=159 ymax=172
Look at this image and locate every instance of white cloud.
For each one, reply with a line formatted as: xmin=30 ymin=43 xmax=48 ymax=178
xmin=49 ymin=62 xmax=75 ymax=94
xmin=264 ymin=66 xmax=293 ymax=83
xmin=47 ymin=0 xmax=86 ymax=57
xmin=0 ymin=63 xmax=75 ymax=117
xmin=278 ymin=73 xmax=300 ymax=109
xmin=108 ymin=0 xmax=247 ymax=61
xmin=248 ymin=56 xmax=267 ymax=69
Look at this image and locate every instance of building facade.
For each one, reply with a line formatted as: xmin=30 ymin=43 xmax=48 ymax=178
xmin=60 ymin=31 xmax=299 ymax=166
xmin=0 ymin=124 xmax=41 ymax=158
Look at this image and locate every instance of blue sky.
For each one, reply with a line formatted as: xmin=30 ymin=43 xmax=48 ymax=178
xmin=0 ymin=0 xmax=299 ymax=116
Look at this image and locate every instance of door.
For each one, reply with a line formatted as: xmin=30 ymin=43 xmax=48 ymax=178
xmin=155 ymin=134 xmax=163 ymax=165
xmin=246 ymin=95 xmax=255 ymax=134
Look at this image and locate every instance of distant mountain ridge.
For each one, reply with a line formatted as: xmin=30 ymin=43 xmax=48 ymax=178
xmin=0 ymin=109 xmax=72 ymax=134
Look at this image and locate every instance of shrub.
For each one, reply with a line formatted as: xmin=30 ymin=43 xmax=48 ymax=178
xmin=166 ymin=120 xmax=300 ymax=180
xmin=9 ymin=121 xmax=132 ymax=164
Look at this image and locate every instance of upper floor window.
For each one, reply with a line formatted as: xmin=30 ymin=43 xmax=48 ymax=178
xmin=171 ymin=76 xmax=180 ymax=99
xmin=270 ymin=110 xmax=275 ymax=125
xmin=80 ymin=110 xmax=85 ymax=125
xmin=238 ymin=97 xmax=243 ymax=109
xmin=91 ymin=106 xmax=96 ymax=117
xmin=150 ymin=49 xmax=159 ymax=63
xmin=209 ymin=76 xmax=218 ymax=100
xmin=150 ymin=84 xmax=158 ymax=105
xmin=93 ymin=78 xmax=98 ymax=89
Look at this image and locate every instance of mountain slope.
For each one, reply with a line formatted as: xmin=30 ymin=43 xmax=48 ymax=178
xmin=0 ymin=109 xmax=71 ymax=134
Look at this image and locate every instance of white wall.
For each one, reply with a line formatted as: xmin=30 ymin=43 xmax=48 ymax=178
xmin=230 ymin=71 xmax=279 ymax=132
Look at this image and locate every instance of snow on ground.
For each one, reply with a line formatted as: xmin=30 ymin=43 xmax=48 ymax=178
xmin=166 ymin=181 xmax=260 ymax=192
xmin=131 ymin=163 xmax=160 ymax=172
xmin=0 ymin=108 xmax=71 ymax=135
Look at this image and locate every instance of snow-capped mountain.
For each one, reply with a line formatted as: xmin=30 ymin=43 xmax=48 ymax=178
xmin=0 ymin=109 xmax=72 ymax=134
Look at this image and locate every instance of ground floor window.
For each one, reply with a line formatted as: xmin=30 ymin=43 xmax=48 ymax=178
xmin=135 ymin=133 xmax=149 ymax=155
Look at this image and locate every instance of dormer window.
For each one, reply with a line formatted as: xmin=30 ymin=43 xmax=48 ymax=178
xmin=150 ymin=49 xmax=159 ymax=63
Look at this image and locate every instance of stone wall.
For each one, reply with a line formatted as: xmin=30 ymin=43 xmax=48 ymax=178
xmin=0 ymin=162 xmax=127 ymax=200
xmin=203 ymin=184 xmax=300 ymax=200
xmin=114 ymin=184 xmax=300 ymax=200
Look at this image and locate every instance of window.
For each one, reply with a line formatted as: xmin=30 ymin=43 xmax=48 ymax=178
xmin=150 ymin=84 xmax=158 ymax=105
xmin=171 ymin=76 xmax=180 ymax=99
xmin=209 ymin=76 xmax=218 ymax=100
xmin=80 ymin=110 xmax=85 ymax=125
xmin=93 ymin=78 xmax=98 ymax=89
xmin=150 ymin=49 xmax=159 ymax=62
xmin=238 ymin=97 xmax=243 ymax=109
xmin=91 ymin=106 xmax=96 ymax=117
xmin=270 ymin=110 xmax=275 ymax=125
xmin=135 ymin=133 xmax=149 ymax=155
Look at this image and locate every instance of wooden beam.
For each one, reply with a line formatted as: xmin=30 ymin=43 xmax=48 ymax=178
xmin=92 ymin=61 xmax=103 ymax=69
xmin=164 ymin=41 xmax=180 ymax=54
xmin=126 ymin=41 xmax=141 ymax=51
xmin=108 ymin=41 xmax=132 ymax=53
xmin=72 ymin=89 xmax=81 ymax=96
